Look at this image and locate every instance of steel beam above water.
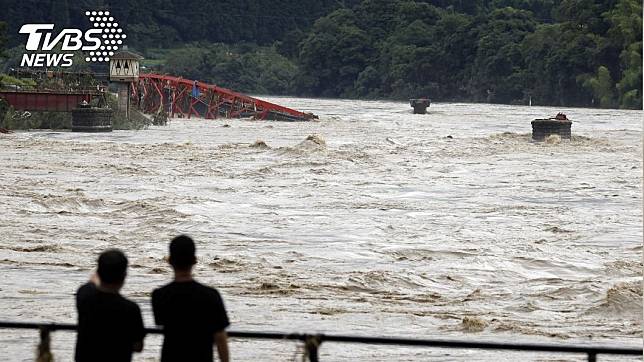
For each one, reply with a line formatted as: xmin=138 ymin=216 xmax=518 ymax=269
xmin=0 ymin=90 xmax=99 ymax=112
xmin=134 ymin=74 xmax=317 ymax=122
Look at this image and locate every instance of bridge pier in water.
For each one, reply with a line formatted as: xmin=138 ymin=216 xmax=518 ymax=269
xmin=71 ymin=105 xmax=113 ymax=132
xmin=116 ymin=83 xmax=130 ymax=120
xmin=531 ymin=113 xmax=572 ymax=141
xmin=410 ymin=98 xmax=430 ymax=114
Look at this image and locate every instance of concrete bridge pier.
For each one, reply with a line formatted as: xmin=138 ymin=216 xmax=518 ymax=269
xmin=116 ymin=82 xmax=130 ymax=120
xmin=410 ymin=98 xmax=431 ymax=114
xmin=531 ymin=113 xmax=572 ymax=141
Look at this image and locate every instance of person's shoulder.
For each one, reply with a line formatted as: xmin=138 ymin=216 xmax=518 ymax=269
xmin=194 ymin=281 xmax=223 ymax=299
xmin=152 ymin=281 xmax=175 ymax=299
xmin=76 ymin=282 xmax=97 ymax=298
xmin=77 ymin=282 xmax=95 ymax=292
xmin=193 ymin=280 xmax=214 ymax=291
xmin=120 ymin=295 xmax=141 ymax=312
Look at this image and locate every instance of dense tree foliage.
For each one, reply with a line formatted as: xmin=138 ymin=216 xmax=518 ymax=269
xmin=0 ymin=0 xmax=641 ymax=108
xmin=0 ymin=0 xmax=341 ymax=48
xmin=297 ymin=0 xmax=642 ymax=108
xmin=0 ymin=21 xmax=7 ymax=122
xmin=0 ymin=21 xmax=5 ymax=59
xmin=152 ymin=43 xmax=298 ymax=95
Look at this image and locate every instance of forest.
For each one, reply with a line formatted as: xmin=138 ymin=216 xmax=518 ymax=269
xmin=0 ymin=0 xmax=641 ymax=109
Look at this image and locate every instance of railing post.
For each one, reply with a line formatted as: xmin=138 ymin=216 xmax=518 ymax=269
xmin=587 ymin=352 xmax=597 ymax=362
xmin=36 ymin=326 xmax=53 ymax=362
xmin=305 ymin=334 xmax=322 ymax=362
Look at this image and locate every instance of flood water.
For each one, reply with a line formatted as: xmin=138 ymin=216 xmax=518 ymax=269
xmin=0 ymin=99 xmax=641 ymax=361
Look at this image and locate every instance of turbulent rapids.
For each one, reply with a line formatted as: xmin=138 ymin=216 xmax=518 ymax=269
xmin=0 ymin=99 xmax=641 ymax=360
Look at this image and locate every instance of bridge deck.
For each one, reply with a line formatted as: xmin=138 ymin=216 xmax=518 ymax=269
xmin=0 ymin=90 xmax=100 ymax=112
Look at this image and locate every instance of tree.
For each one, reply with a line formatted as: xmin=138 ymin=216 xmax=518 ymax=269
xmin=298 ymin=9 xmax=374 ymax=96
xmin=583 ymin=65 xmax=617 ymax=107
xmin=614 ymin=41 xmax=642 ymax=109
xmin=0 ymin=21 xmax=6 ymax=59
xmin=604 ymin=0 xmax=642 ymax=108
xmin=378 ymin=18 xmax=440 ymax=98
xmin=49 ymin=0 xmax=70 ymax=25
xmin=354 ymin=65 xmax=381 ymax=97
xmin=0 ymin=21 xmax=6 ymax=123
xmin=395 ymin=1 xmax=441 ymax=26
xmin=521 ymin=23 xmax=604 ymax=107
xmin=160 ymin=43 xmax=298 ymax=95
xmin=491 ymin=0 xmax=557 ymax=22
xmin=470 ymin=7 xmax=537 ymax=103
xmin=555 ymin=0 xmax=614 ymax=34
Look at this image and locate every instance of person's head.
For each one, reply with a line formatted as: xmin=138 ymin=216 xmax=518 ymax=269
xmin=97 ymin=249 xmax=128 ymax=288
xmin=169 ymin=235 xmax=197 ymax=271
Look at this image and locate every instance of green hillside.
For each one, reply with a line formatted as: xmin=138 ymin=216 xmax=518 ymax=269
xmin=0 ymin=0 xmax=641 ymax=108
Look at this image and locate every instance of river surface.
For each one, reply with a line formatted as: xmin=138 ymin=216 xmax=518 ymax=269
xmin=0 ymin=99 xmax=641 ymax=361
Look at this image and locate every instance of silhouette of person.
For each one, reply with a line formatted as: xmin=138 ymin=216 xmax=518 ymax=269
xmin=75 ymin=249 xmax=145 ymax=362
xmin=152 ymin=235 xmax=230 ymax=362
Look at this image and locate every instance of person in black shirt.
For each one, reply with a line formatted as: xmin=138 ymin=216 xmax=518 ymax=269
xmin=75 ymin=249 xmax=145 ymax=362
xmin=152 ymin=235 xmax=230 ymax=362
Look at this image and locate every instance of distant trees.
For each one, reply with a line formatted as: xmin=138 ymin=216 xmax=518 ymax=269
xmin=469 ymin=7 xmax=536 ymax=103
xmin=294 ymin=0 xmax=642 ymax=109
xmin=0 ymin=0 xmax=640 ymax=108
xmin=0 ymin=21 xmax=9 ymax=123
xmin=0 ymin=21 xmax=5 ymax=103
xmin=0 ymin=21 xmax=5 ymax=59
xmin=298 ymin=9 xmax=374 ymax=97
xmin=604 ymin=0 xmax=643 ymax=108
xmin=159 ymin=43 xmax=297 ymax=95
xmin=0 ymin=0 xmax=341 ymax=48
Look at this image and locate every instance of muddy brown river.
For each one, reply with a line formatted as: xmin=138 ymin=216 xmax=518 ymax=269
xmin=0 ymin=99 xmax=641 ymax=361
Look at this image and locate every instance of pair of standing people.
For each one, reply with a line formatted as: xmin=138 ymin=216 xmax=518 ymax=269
xmin=75 ymin=235 xmax=230 ymax=362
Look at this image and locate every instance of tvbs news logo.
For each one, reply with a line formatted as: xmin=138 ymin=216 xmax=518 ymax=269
xmin=19 ymin=10 xmax=126 ymax=67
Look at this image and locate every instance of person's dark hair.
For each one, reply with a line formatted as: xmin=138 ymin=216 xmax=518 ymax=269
xmin=97 ymin=249 xmax=128 ymax=284
xmin=169 ymin=235 xmax=196 ymax=269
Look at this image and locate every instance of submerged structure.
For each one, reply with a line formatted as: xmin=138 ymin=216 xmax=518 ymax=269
xmin=71 ymin=101 xmax=113 ymax=132
xmin=531 ymin=113 xmax=572 ymax=141
xmin=410 ymin=98 xmax=431 ymax=114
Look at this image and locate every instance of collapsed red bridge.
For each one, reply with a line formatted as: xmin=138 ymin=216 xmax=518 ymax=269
xmin=133 ymin=74 xmax=317 ymax=122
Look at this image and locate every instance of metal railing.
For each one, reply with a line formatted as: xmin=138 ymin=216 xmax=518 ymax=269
xmin=0 ymin=321 xmax=641 ymax=361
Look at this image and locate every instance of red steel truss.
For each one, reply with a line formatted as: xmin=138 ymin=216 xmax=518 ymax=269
xmin=133 ymin=74 xmax=316 ymax=122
